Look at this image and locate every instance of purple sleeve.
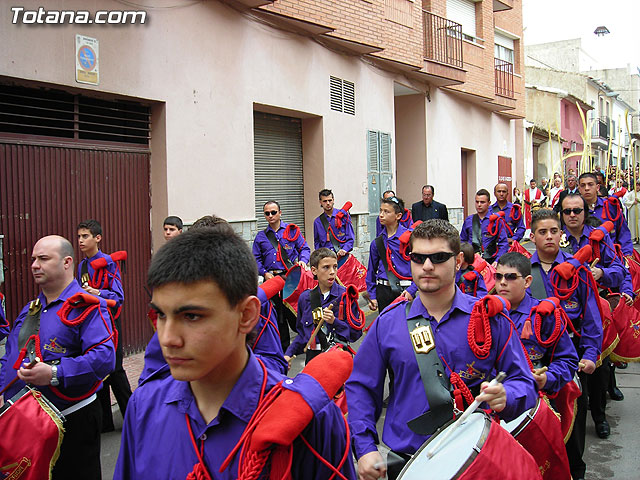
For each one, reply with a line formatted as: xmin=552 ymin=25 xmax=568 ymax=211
xmin=493 ymin=315 xmax=538 ymax=421
xmin=296 ymin=234 xmax=311 ymax=264
xmin=139 ymin=332 xmax=166 ymax=385
xmin=114 ymin=390 xmax=139 ymax=479
xmin=102 ymin=261 xmax=125 ymax=307
xmin=366 ymin=240 xmax=380 ymax=300
xmin=0 ymin=307 xmax=27 ymax=392
xmin=252 ymin=301 xmax=287 ymax=375
xmin=252 ymin=234 xmax=267 ymax=276
xmin=460 ymin=217 xmax=472 ymax=243
xmin=621 ymin=268 xmax=634 ymax=297
xmin=511 ymin=205 xmax=526 ymax=241
xmin=577 ymin=270 xmax=603 ymax=364
xmin=495 ymin=225 xmax=509 ymax=260
xmin=541 ymin=323 xmax=579 ymax=394
xmin=616 ymin=216 xmax=634 ymax=256
xmin=596 ymin=235 xmax=625 ymax=289
xmin=406 ymin=282 xmax=418 ymax=298
xmin=345 ymin=316 xmax=387 ymax=459
xmin=341 ymin=214 xmax=355 ymax=253
xmin=0 ymin=296 xmax=8 ymax=340
xmin=58 ymin=302 xmax=116 ymax=389
xmin=475 ymin=275 xmax=488 ymax=297
xmin=375 ymin=217 xmax=383 ymax=237
xmin=313 ymin=217 xmax=323 ymax=250
xmin=285 ymin=292 xmax=313 ymax=357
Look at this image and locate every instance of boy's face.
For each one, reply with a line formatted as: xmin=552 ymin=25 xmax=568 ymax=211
xmin=163 ymin=224 xmax=182 ymax=241
xmin=495 ymin=264 xmax=530 ymax=308
xmin=475 ymin=195 xmax=490 ymax=215
xmin=152 ymin=280 xmax=258 ymax=384
xmin=379 ymin=203 xmax=401 ymax=226
xmin=410 ymin=237 xmax=460 ymax=294
xmin=312 ymin=257 xmax=338 ymax=289
xmin=530 ymin=219 xmax=561 ymax=258
xmin=579 ymin=177 xmax=598 ymax=204
xmin=319 ymin=195 xmax=334 ymax=214
xmin=77 ymin=228 xmax=100 ymax=255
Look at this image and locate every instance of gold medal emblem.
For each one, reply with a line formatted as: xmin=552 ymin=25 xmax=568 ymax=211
xmin=410 ymin=322 xmax=435 ymax=354
xmin=559 ymin=233 xmax=570 ymax=249
xmin=312 ymin=307 xmax=324 ymax=324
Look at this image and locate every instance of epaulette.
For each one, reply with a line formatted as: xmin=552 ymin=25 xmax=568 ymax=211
xmin=463 ymin=271 xmax=477 ymax=282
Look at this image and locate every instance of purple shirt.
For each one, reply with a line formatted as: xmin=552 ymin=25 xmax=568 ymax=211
xmin=455 ymin=267 xmax=488 ymax=297
xmin=366 ymin=225 xmax=412 ymax=300
xmin=252 ymin=222 xmax=311 ymax=276
xmin=0 ymin=293 xmax=8 ymax=340
xmin=115 ymin=352 xmax=356 ymax=480
xmin=375 ymin=209 xmax=413 ymax=236
xmin=346 ymin=291 xmax=537 ymax=458
xmin=139 ymin=294 xmax=288 ymax=384
xmin=77 ymin=250 xmax=125 ymax=307
xmin=490 ymin=201 xmax=525 ymax=241
xmin=563 ymin=225 xmax=626 ymax=289
xmin=313 ymin=208 xmax=355 ymax=252
xmin=285 ymin=282 xmax=363 ymax=357
xmin=0 ymin=281 xmax=115 ymax=411
xmin=508 ymin=293 xmax=578 ymax=394
xmin=589 ymin=196 xmax=633 ymax=255
xmin=529 ymin=251 xmax=603 ymax=364
xmin=460 ymin=214 xmax=509 ymax=262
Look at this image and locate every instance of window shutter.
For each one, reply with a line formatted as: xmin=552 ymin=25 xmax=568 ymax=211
xmin=446 ymin=0 xmax=476 ymax=38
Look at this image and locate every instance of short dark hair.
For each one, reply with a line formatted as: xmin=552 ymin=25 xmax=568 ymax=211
xmin=148 ymin=229 xmax=257 ymax=307
xmin=310 ymin=248 xmax=337 ymax=269
xmin=460 ymin=242 xmax=475 ymax=264
xmin=381 ymin=196 xmax=405 ymax=214
xmin=383 ymin=190 xmax=396 ymax=198
xmin=409 ymin=219 xmax=460 ymax=254
xmin=579 ymin=172 xmax=598 ymax=184
xmin=531 ymin=209 xmax=560 ymax=232
xmin=318 ymin=189 xmax=333 ymax=199
xmin=422 ymin=185 xmax=434 ymax=195
xmin=163 ymin=216 xmax=183 ymax=230
xmin=77 ymin=219 xmax=102 ymax=237
xmin=475 ymin=189 xmax=491 ymax=201
xmin=191 ymin=215 xmax=232 ymax=233
xmin=530 ymin=179 xmax=537 ymax=183
xmin=263 ymin=200 xmax=281 ymax=211
xmin=497 ymin=252 xmax=531 ymax=277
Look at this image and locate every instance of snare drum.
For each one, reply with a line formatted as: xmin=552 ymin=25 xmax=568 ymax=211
xmin=0 ymin=386 xmax=65 ymax=479
xmin=398 ymin=412 xmax=541 ymax=480
xmin=501 ymin=397 xmax=570 ymax=479
xmin=283 ymin=265 xmax=317 ymax=313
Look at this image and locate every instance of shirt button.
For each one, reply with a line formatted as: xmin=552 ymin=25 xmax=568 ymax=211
xmin=43 ymin=309 xmax=47 ymax=313
xmin=200 ymin=433 xmax=207 ymax=441
xmin=285 ymin=379 xmax=293 ymax=385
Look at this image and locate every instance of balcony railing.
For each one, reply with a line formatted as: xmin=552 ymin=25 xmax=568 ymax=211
xmin=591 ymin=117 xmax=609 ymax=140
xmin=494 ymin=58 xmax=514 ymax=98
xmin=422 ymin=10 xmax=463 ymax=69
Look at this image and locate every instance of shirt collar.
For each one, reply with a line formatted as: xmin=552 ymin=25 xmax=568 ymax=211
xmin=40 ymin=279 xmax=82 ymax=308
xmin=530 ymin=249 xmax=567 ymax=266
xmin=266 ymin=221 xmax=287 ymax=234
xmin=407 ymin=287 xmax=473 ymax=321
xmin=513 ymin=292 xmax=536 ymax=316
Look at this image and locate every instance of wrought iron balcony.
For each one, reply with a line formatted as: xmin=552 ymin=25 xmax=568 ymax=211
xmin=591 ymin=117 xmax=609 ymax=140
xmin=494 ymin=58 xmax=514 ymax=98
xmin=422 ymin=10 xmax=463 ymax=69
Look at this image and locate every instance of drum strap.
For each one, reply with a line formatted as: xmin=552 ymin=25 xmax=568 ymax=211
xmin=405 ymin=301 xmax=454 ymax=436
xmin=265 ymin=230 xmax=294 ymax=270
xmin=308 ymin=287 xmax=329 ymax=350
xmin=472 ymin=214 xmax=483 ymax=254
xmin=318 ymin=214 xmax=342 ymax=253
xmin=529 ymin=264 xmax=549 ymax=300
xmin=375 ymin=235 xmax=402 ymax=294
xmin=17 ymin=299 xmax=43 ymax=363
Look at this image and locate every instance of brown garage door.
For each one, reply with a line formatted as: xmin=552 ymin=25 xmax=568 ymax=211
xmin=0 ymin=142 xmax=152 ymax=354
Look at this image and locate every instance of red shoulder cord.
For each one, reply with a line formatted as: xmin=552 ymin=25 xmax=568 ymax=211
xmin=283 ymin=224 xmax=300 ymax=242
xmin=467 ymin=299 xmax=494 ymax=359
xmin=438 ymin=355 xmax=475 ymax=412
xmin=487 ymin=214 xmax=511 ymax=237
xmin=601 ymin=197 xmax=622 ymax=223
xmin=510 ymin=204 xmax=522 ymax=222
xmin=338 ymin=287 xmax=365 ymax=331
xmin=219 ymin=361 xmax=351 ymax=480
xmin=385 ymin=247 xmax=412 ymax=281
xmin=253 ymin=302 xmax=281 ymax=349
xmin=327 ymin=225 xmax=347 ymax=244
xmin=401 ymin=209 xmax=411 ymax=224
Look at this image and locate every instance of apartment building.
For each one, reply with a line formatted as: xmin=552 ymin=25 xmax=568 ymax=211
xmin=0 ymin=0 xmax=525 ymax=350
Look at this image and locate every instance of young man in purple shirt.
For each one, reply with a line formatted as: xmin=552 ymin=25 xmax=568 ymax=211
xmin=252 ymin=200 xmax=311 ymax=351
xmin=313 ymin=189 xmax=355 ymax=256
xmin=0 ymin=235 xmax=115 ymax=479
xmin=491 ymin=182 xmax=525 ymax=244
xmin=460 ymin=189 xmax=509 ymax=266
xmin=528 ymin=209 xmax=603 ymax=480
xmin=77 ymin=219 xmax=132 ymax=433
xmin=347 ymin=220 xmax=537 ymax=480
xmin=115 ymin=228 xmax=354 ymax=480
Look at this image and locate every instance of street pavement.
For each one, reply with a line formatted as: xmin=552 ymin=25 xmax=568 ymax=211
xmin=101 ymin=256 xmax=640 ymax=479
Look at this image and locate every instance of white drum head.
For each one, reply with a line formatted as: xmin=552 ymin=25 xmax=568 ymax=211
xmin=501 ymin=397 xmax=541 ymax=437
xmin=398 ymin=412 xmax=490 ymax=480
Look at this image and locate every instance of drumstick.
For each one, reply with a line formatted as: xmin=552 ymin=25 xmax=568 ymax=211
xmin=0 ymin=357 xmax=40 ymax=396
xmin=303 ymin=304 xmax=333 ymax=353
xmin=373 ymin=456 xmax=405 ymax=471
xmin=426 ymin=371 xmax=507 ymax=459
xmin=533 ymin=366 xmax=548 ymax=376
xmin=578 ymin=362 xmax=586 ymax=369
xmin=590 ymin=258 xmax=600 ymax=269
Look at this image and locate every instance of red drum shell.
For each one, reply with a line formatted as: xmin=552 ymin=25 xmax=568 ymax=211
xmin=283 ymin=265 xmax=317 ymax=314
xmin=611 ymin=298 xmax=640 ymax=362
xmin=472 ymin=255 xmax=497 ymax=292
xmin=337 ymin=254 xmax=367 ymax=293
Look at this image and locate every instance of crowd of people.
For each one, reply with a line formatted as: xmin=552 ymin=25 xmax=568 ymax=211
xmin=0 ymin=172 xmax=638 ymax=480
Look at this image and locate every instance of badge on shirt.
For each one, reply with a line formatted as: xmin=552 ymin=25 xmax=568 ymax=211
xmin=459 ymin=361 xmax=486 ymax=381
xmin=559 ymin=233 xmax=570 ymax=249
xmin=410 ymin=323 xmax=435 ymax=354
xmin=562 ymin=300 xmax=579 ymax=311
xmin=526 ymin=345 xmax=544 ymax=362
xmin=43 ymin=337 xmax=67 ymax=354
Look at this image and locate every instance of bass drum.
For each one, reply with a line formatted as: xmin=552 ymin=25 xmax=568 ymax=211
xmin=398 ymin=412 xmax=541 ymax=480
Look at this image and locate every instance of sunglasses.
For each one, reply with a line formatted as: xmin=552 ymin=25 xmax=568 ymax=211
xmin=561 ymin=208 xmax=584 ymax=215
xmin=264 ymin=210 xmax=279 ymax=216
xmin=495 ymin=272 xmax=524 ymax=281
xmin=409 ymin=251 xmax=456 ymax=265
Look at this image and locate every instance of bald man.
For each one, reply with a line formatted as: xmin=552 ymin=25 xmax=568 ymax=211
xmin=490 ymin=183 xmax=525 ymax=244
xmin=0 ymin=235 xmax=115 ymax=479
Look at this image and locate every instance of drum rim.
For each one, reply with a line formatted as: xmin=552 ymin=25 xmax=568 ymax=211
xmin=0 ymin=385 xmax=65 ymax=422
xmin=506 ymin=396 xmax=541 ymax=438
xmin=397 ymin=411 xmax=492 ymax=480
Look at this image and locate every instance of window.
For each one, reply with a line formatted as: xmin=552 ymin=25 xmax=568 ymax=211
xmin=447 ymin=0 xmax=476 ymax=41
xmin=494 ymin=31 xmax=515 ymax=64
xmin=330 ymin=76 xmax=356 ymax=116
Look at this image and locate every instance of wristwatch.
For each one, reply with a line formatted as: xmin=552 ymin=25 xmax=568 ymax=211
xmin=50 ymin=365 xmax=60 ymax=387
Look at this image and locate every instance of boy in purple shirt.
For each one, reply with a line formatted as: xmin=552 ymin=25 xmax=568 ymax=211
xmin=313 ymin=189 xmax=355 ymax=255
xmin=347 ymin=220 xmax=536 ymax=480
xmin=77 ymin=219 xmax=132 ymax=432
xmin=284 ymin=248 xmax=363 ymax=365
xmin=116 ymin=229 xmax=355 ymax=480
xmin=460 ymin=189 xmax=509 ymax=266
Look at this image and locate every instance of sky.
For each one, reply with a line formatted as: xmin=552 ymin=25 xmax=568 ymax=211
xmin=522 ymin=0 xmax=640 ymax=71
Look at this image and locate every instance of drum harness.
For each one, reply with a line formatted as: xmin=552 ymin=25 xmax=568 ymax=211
xmin=318 ymin=213 xmax=347 ymax=253
xmin=375 ymin=234 xmax=412 ymax=294
xmin=80 ymin=251 xmax=126 ymax=319
xmin=265 ymin=225 xmax=301 ymax=272
xmin=472 ymin=215 xmax=499 ymax=262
